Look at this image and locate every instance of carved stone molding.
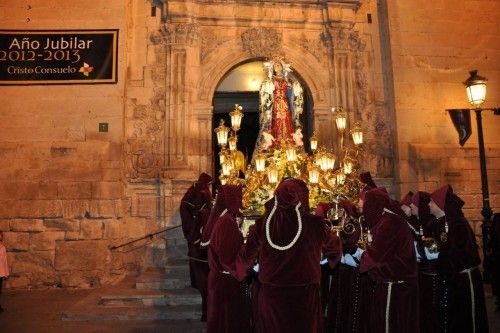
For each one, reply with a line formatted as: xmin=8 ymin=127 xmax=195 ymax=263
xmin=126 ymin=90 xmax=165 ymax=180
xmin=201 ymin=33 xmax=232 ymax=63
xmin=332 ymin=28 xmax=365 ymax=52
xmin=241 ymin=27 xmax=282 ymax=57
xmin=151 ymin=23 xmax=201 ymax=46
xmin=289 ymin=33 xmax=327 ymax=63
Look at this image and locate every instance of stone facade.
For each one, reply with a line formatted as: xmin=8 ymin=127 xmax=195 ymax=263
xmin=0 ymin=0 xmax=498 ymax=288
xmin=385 ymin=0 xmax=500 ymax=242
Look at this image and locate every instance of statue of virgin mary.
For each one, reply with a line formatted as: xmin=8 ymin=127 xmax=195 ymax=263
xmin=255 ymin=57 xmax=304 ymax=151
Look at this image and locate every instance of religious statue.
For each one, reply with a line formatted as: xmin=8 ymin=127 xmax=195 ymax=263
xmin=255 ymin=57 xmax=304 ymax=152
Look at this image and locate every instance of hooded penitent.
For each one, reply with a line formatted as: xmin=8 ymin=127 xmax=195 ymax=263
xmin=200 ymin=184 xmax=242 ymax=248
xmin=362 ymin=187 xmax=390 ymax=229
xmin=207 ymin=184 xmax=250 ymax=333
xmin=428 ymin=185 xmax=488 ymax=333
xmin=359 ymin=188 xmax=420 ymax=333
xmin=233 ymin=178 xmax=342 ymax=333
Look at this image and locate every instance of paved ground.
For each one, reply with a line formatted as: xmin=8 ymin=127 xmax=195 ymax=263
xmin=0 ymin=284 xmax=498 ymax=333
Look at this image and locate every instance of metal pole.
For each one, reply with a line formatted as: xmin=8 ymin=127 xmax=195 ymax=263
xmin=475 ymin=109 xmax=493 ymax=279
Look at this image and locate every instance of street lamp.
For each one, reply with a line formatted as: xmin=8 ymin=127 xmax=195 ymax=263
xmin=446 ymin=70 xmax=500 ymax=280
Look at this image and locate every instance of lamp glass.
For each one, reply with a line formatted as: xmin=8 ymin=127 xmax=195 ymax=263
xmin=286 ymin=147 xmax=297 ymax=162
xmin=319 ymin=153 xmax=329 ymax=171
xmin=327 ymin=153 xmax=336 ymax=170
xmin=214 ymin=120 xmax=229 ymax=146
xmin=466 ymin=83 xmax=486 ymax=107
xmin=350 ymin=122 xmax=363 ymax=145
xmin=268 ymin=167 xmax=279 ymax=184
xmin=463 ymin=70 xmax=488 ymax=107
xmin=222 ymin=162 xmax=232 ymax=176
xmin=333 ymin=107 xmax=347 ymax=132
xmin=308 ymin=167 xmax=320 ymax=184
xmin=310 ymin=132 xmax=318 ymax=151
xmin=230 ymin=105 xmax=244 ymax=131
xmin=255 ymin=154 xmax=266 ymax=172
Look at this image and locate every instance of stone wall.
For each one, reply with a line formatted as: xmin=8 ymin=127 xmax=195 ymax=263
xmin=0 ymin=0 xmax=158 ymax=288
xmin=385 ymin=0 xmax=500 ymax=238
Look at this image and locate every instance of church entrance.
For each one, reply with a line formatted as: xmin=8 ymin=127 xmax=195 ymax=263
xmin=211 ymin=60 xmax=314 ymax=178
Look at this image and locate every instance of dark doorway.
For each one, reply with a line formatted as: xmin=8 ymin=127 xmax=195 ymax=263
xmin=212 ymin=91 xmax=259 ymax=177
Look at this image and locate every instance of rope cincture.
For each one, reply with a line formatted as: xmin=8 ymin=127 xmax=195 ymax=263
xmin=265 ymin=197 xmax=303 ymax=251
xmin=199 ymin=209 xmax=228 ymax=247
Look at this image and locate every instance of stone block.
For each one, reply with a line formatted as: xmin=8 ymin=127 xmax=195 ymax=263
xmin=55 ymin=240 xmax=110 ymax=271
xmin=57 ymin=182 xmax=92 ymax=199
xmin=103 ymin=219 xmax=121 ymax=239
xmin=0 ymin=219 xmax=10 ymax=231
xmin=88 ymin=200 xmax=115 ymax=218
xmin=61 ymin=200 xmax=90 ymax=218
xmin=92 ymin=181 xmax=123 ymax=199
xmin=17 ymin=181 xmax=59 ymax=200
xmin=120 ymin=218 xmax=146 ymax=239
xmin=5 ymin=276 xmax=30 ymax=289
xmin=79 ymin=220 xmax=103 ymax=240
xmin=102 ymin=168 xmax=121 ymax=181
xmin=3 ymin=232 xmax=30 ymax=251
xmin=65 ymin=231 xmax=80 ymax=240
xmin=9 ymin=219 xmax=45 ymax=232
xmin=15 ymin=200 xmax=63 ymax=218
xmin=11 ymin=250 xmax=55 ymax=274
xmin=43 ymin=218 xmax=81 ymax=232
xmin=30 ymin=231 xmax=65 ymax=251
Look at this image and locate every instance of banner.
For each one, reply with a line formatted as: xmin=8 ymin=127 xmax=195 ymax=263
xmin=447 ymin=109 xmax=472 ymax=146
xmin=0 ymin=30 xmax=118 ymax=85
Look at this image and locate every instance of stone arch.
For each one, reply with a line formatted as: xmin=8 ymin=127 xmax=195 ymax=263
xmin=197 ymin=40 xmax=330 ymax=109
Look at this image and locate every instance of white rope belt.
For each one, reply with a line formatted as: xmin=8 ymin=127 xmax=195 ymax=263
xmin=385 ymin=282 xmax=393 ymax=333
xmin=265 ymin=198 xmax=302 ymax=251
xmin=460 ymin=266 xmax=478 ymax=333
xmin=199 ymin=209 xmax=227 ymax=247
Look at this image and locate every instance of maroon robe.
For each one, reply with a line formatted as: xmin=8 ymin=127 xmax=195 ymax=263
xmin=207 ymin=185 xmax=251 ymax=333
xmin=179 ymin=173 xmax=212 ymax=295
xmin=409 ymin=191 xmax=441 ymax=333
xmin=359 ymin=188 xmax=419 ymax=333
xmin=207 ymin=184 xmax=251 ymax=333
xmin=326 ymin=200 xmax=373 ymax=333
xmin=429 ymin=185 xmax=488 ymax=333
xmin=234 ymin=178 xmax=342 ymax=333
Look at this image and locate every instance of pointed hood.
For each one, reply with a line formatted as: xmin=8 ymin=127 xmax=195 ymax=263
xmin=363 ymin=187 xmax=390 ymax=228
xmin=400 ymin=191 xmax=414 ymax=206
xmin=430 ymin=185 xmax=465 ymax=222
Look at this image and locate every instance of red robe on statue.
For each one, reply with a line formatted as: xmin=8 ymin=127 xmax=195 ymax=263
xmin=206 ymin=185 xmax=251 ymax=333
xmin=359 ymin=188 xmax=419 ymax=333
xmin=233 ymin=178 xmax=342 ymax=333
xmin=270 ymin=76 xmax=294 ymax=142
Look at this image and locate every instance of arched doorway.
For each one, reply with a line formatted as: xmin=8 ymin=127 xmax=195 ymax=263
xmin=211 ymin=59 xmax=314 ymax=178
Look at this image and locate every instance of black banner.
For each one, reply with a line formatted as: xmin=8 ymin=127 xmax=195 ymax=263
xmin=447 ymin=109 xmax=472 ymax=146
xmin=0 ymin=30 xmax=118 ymax=85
